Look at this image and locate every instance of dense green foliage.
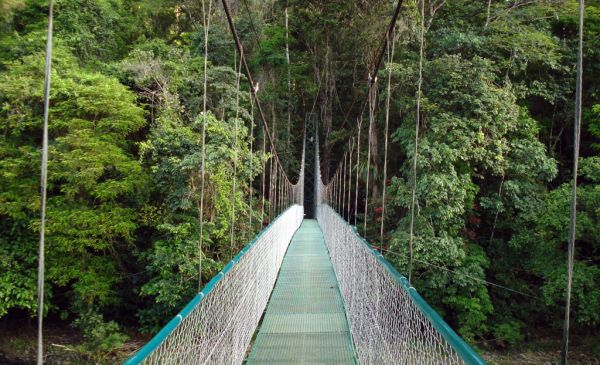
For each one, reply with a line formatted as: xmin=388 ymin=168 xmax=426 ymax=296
xmin=0 ymin=0 xmax=599 ymax=361
xmin=285 ymin=0 xmax=600 ymax=350
xmin=0 ymin=0 xmax=266 ymax=359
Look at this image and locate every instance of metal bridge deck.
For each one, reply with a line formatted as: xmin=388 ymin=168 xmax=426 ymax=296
xmin=246 ymin=219 xmax=356 ymax=364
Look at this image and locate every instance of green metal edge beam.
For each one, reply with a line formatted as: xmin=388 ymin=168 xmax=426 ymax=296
xmin=322 ymin=205 xmax=487 ymax=365
xmin=123 ymin=205 xmax=302 ymax=365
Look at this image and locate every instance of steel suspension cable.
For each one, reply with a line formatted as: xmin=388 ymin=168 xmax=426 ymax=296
xmin=273 ymin=155 xmax=277 ymax=216
xmin=347 ymin=138 xmax=354 ymax=222
xmin=329 ymin=0 xmax=402 ymax=225
xmin=284 ymin=177 xmax=288 ymax=209
xmin=222 ymin=0 xmax=299 ymax=232
xmin=380 ymin=26 xmax=397 ymax=254
xmin=221 ymin=0 xmax=287 ymax=181
xmin=268 ymin=153 xmax=273 ymax=222
xmin=285 ymin=170 xmax=289 ymax=208
xmin=340 ymin=157 xmax=345 ymax=212
xmin=37 ymin=2 xmax=53 ymax=364
xmin=230 ymin=50 xmax=243 ymax=259
xmin=336 ymin=167 xmax=340 ymax=212
xmin=314 ymin=0 xmax=407 ymax=235
xmin=338 ymin=164 xmax=342 ymax=212
xmin=278 ymin=165 xmax=283 ymax=214
xmin=331 ymin=168 xmax=335 ymax=210
xmin=354 ymin=117 xmax=362 ymax=226
xmin=342 ymin=161 xmax=345 ymax=213
xmin=319 ymin=0 xmax=407 ymax=226
xmin=332 ymin=172 xmax=335 ymax=209
xmin=198 ymin=0 xmax=213 ymax=291
xmin=408 ymin=0 xmax=425 ymax=284
xmin=342 ymin=151 xmax=347 ymax=218
xmin=314 ymin=0 xmax=407 ymax=220
xmin=333 ymin=168 xmax=337 ymax=212
xmin=276 ymin=163 xmax=280 ymax=215
xmin=272 ymin=163 xmax=276 ymax=218
xmin=336 ymin=166 xmax=341 ymax=212
xmin=329 ymin=167 xmax=333 ymax=206
xmin=317 ymin=0 xmax=406 ymax=242
xmin=331 ymin=169 xmax=336 ymax=210
xmin=248 ymin=91 xmax=255 ymax=240
xmin=339 ymin=0 xmax=406 ymax=133
xmin=272 ymin=153 xmax=276 ymax=218
xmin=282 ymin=167 xmax=286 ymax=212
xmin=285 ymin=5 xmax=292 ymax=148
xmin=240 ymin=0 xmax=261 ymax=49
xmin=338 ymin=167 xmax=342 ymax=212
xmin=561 ymin=1 xmax=585 ymax=364
xmin=282 ymin=170 xmax=286 ymax=211
xmin=335 ymin=169 xmax=338 ymax=211
xmin=363 ymin=81 xmax=377 ymax=236
xmin=261 ymin=128 xmax=266 ymax=225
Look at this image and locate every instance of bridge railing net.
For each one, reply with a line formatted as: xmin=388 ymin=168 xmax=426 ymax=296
xmin=315 ymin=147 xmax=485 ymax=365
xmin=126 ymin=205 xmax=304 ymax=365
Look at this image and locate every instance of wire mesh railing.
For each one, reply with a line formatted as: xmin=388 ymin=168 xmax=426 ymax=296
xmin=315 ymin=146 xmax=486 ymax=365
xmin=124 ymin=204 xmax=304 ymax=365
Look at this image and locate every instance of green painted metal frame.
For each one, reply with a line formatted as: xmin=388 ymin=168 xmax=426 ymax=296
xmin=123 ymin=205 xmax=302 ymax=365
xmin=322 ymin=205 xmax=487 ymax=365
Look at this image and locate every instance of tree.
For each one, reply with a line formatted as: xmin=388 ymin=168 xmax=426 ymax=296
xmin=511 ymin=156 xmax=600 ymax=329
xmin=0 ymin=46 xmax=146 ymax=348
xmin=118 ymin=41 xmax=264 ymax=331
xmin=387 ymin=52 xmax=556 ymax=340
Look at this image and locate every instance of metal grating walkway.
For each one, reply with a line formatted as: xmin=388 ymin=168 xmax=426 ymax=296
xmin=246 ymin=219 xmax=357 ymax=364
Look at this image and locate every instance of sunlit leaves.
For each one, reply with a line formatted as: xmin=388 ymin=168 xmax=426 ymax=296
xmin=0 ymin=45 xmax=146 ymax=318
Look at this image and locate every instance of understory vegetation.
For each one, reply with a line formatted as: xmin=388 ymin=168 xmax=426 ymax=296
xmin=0 ymin=0 xmax=599 ymax=363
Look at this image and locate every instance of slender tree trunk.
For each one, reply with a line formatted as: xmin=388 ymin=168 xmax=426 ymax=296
xmin=485 ymin=0 xmax=492 ymax=29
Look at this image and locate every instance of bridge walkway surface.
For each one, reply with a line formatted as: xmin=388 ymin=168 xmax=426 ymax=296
xmin=246 ymin=219 xmax=357 ymax=364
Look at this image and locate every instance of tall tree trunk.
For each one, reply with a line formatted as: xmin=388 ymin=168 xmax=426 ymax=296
xmin=485 ymin=0 xmax=492 ymax=28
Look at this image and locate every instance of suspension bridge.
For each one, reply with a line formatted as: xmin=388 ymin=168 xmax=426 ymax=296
xmin=32 ymin=0 xmax=586 ymax=364
xmin=123 ymin=129 xmax=486 ymax=364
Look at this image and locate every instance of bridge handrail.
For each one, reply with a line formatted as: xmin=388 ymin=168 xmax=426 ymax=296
xmin=124 ymin=204 xmax=304 ymax=364
xmin=318 ymin=204 xmax=487 ymax=365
